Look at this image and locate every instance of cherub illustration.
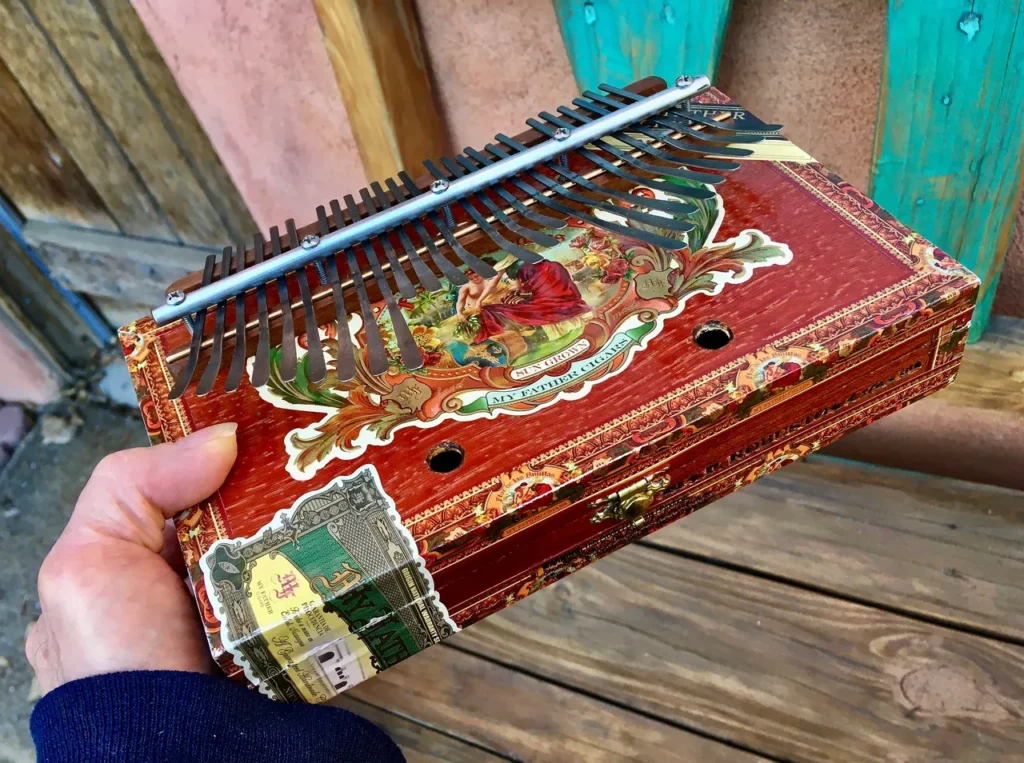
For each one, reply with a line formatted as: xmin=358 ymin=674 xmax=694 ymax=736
xmin=455 ymin=269 xmax=503 ymax=319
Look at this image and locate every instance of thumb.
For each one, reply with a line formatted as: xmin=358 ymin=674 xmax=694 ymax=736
xmin=66 ymin=422 xmax=238 ymax=551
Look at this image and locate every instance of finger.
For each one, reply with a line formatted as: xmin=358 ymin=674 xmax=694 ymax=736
xmin=159 ymin=518 xmax=188 ymax=577
xmin=67 ymin=422 xmax=238 ymax=551
xmin=25 ymin=616 xmax=62 ymax=695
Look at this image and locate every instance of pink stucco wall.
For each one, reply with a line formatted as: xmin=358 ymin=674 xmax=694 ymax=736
xmin=0 ymin=321 xmax=59 ymax=405
xmin=413 ymin=0 xmax=579 ymax=152
xmin=131 ymin=0 xmax=366 ymax=230
xmin=132 ymin=0 xmax=1021 ymax=318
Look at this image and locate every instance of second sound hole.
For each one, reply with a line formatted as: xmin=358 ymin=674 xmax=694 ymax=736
xmin=693 ymin=321 xmax=734 ymax=350
xmin=427 ymin=442 xmax=465 ymax=473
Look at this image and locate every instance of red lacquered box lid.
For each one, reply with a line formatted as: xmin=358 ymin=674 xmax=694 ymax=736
xmin=120 ymin=90 xmax=977 ymax=701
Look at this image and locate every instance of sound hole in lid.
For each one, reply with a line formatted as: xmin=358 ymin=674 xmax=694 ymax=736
xmin=693 ymin=321 xmax=733 ymax=350
xmin=427 ymin=441 xmax=465 ymax=473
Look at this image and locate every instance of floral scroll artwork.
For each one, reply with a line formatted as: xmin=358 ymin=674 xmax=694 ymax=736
xmin=252 ymin=179 xmax=794 ymax=480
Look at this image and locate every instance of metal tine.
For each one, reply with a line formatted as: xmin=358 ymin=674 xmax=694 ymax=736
xmin=285 ymin=220 xmax=327 ymax=383
xmin=589 ymin=85 xmax=765 ymax=145
xmin=477 ymin=138 xmax=709 ymax=203
xmin=345 ymin=247 xmax=389 ymax=375
xmin=537 ymin=111 xmax=728 ymax=184
xmin=595 ymin=82 xmax=642 ymax=103
xmin=357 ymin=188 xmax=416 ymax=299
xmin=496 ymin=132 xmax=695 ymax=234
xmin=480 ymin=143 xmax=692 ymax=251
xmin=643 ymin=117 xmax=757 ymax=155
xmin=533 ymin=113 xmax=721 ymax=185
xmin=651 ymin=110 xmax=765 ymax=143
xmin=597 ymin=83 xmax=781 ymax=136
xmin=451 ymin=155 xmax=566 ymax=229
xmin=598 ymin=82 xmax=778 ymax=135
xmin=318 ymin=205 xmax=356 ymax=382
xmin=344 ymin=195 xmax=423 ymax=372
xmin=397 ymin=171 xmax=498 ymax=279
xmin=249 ymin=233 xmax=272 ymax=388
xmin=369 ymin=182 xmax=443 ymax=291
xmin=196 ymin=247 xmax=232 ymax=396
xmin=566 ymin=102 xmax=743 ymax=171
xmin=169 ymin=253 xmax=216 ymax=399
xmin=224 ymin=242 xmax=248 ymax=392
xmin=439 ymin=156 xmax=561 ymax=248
xmin=521 ymin=137 xmax=698 ymax=216
xmin=423 ymin=159 xmax=543 ymax=263
xmin=384 ymin=177 xmax=468 ymax=286
xmin=598 ymin=81 xmax=780 ymax=132
xmin=571 ymin=96 xmax=753 ymax=158
xmin=672 ymin=106 xmax=783 ymax=133
xmin=261 ymin=230 xmax=298 ymax=383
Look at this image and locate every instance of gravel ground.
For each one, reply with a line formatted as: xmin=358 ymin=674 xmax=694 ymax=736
xmin=0 ymin=404 xmax=147 ymax=763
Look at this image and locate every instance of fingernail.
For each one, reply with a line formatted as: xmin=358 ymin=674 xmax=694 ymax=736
xmin=182 ymin=422 xmax=238 ymax=448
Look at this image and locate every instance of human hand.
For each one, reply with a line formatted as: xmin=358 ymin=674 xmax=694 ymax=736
xmin=26 ymin=423 xmax=238 ymax=694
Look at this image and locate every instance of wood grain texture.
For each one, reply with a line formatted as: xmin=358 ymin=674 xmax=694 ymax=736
xmin=553 ymin=0 xmax=733 ymax=89
xmin=0 ymin=224 xmax=102 ymax=368
xmin=19 ymin=0 xmax=237 ymax=246
xmin=94 ymin=0 xmax=258 ymax=243
xmin=648 ymin=455 xmax=1024 ymax=640
xmin=870 ymin=0 xmax=1024 ymax=340
xmin=933 ymin=315 xmax=1024 ymax=414
xmin=0 ymin=57 xmax=115 ymax=229
xmin=23 ymin=221 xmax=211 ymax=306
xmin=454 ymin=541 xmax=1024 ymax=762
xmin=89 ymin=297 xmax=152 ymax=334
xmin=346 ymin=641 xmax=765 ymax=762
xmin=331 ymin=696 xmax=511 ymax=762
xmin=313 ymin=0 xmax=449 ymax=182
xmin=0 ymin=0 xmax=171 ymax=238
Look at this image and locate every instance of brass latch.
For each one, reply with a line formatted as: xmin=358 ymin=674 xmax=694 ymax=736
xmin=590 ymin=471 xmax=671 ymax=526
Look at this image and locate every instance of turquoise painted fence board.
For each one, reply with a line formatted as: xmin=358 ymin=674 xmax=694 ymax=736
xmin=871 ymin=1 xmax=1024 ymax=341
xmin=552 ymin=0 xmax=733 ymax=90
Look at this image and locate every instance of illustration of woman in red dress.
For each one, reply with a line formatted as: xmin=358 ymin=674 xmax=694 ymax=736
xmin=458 ymin=260 xmax=592 ymax=346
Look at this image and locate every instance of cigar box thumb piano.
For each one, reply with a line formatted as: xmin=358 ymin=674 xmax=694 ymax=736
xmin=120 ymin=75 xmax=978 ymax=703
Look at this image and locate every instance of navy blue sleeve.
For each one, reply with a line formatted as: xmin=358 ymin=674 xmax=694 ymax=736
xmin=31 ymin=670 xmax=405 ymax=763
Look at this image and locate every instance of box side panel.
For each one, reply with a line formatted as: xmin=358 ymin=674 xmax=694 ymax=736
xmin=439 ymin=311 xmax=969 ymax=623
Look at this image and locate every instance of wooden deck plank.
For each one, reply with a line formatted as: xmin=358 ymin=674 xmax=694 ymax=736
xmin=0 ymin=0 xmax=172 ymax=238
xmin=870 ymin=0 xmax=1024 ymax=340
xmin=933 ymin=316 xmax=1024 ymax=415
xmin=553 ymin=0 xmax=733 ymax=89
xmin=452 ymin=542 xmax=1024 ymax=762
xmin=21 ymin=0 xmax=234 ymax=246
xmin=345 ymin=641 xmax=766 ymax=762
xmin=648 ymin=456 xmax=1024 ymax=641
xmin=332 ymin=696 xmax=511 ymax=762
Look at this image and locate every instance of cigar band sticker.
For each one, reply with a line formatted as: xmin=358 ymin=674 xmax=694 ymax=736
xmin=200 ymin=465 xmax=457 ymax=702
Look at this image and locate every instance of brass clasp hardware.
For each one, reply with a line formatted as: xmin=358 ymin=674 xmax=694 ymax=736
xmin=590 ymin=471 xmax=671 ymax=526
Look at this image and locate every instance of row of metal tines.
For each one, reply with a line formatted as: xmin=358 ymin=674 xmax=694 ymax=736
xmin=169 ymin=83 xmax=779 ymax=400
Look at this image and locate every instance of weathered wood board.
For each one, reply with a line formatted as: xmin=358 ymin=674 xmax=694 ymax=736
xmin=347 ymin=642 xmax=764 ymax=762
xmin=312 ymin=0 xmax=449 ymax=182
xmin=0 ymin=0 xmax=255 ymax=247
xmin=448 ymin=505 xmax=1024 ymax=761
xmin=934 ymin=316 xmax=1024 ymax=415
xmin=553 ymin=0 xmax=733 ymax=89
xmin=0 ymin=57 xmax=115 ymax=230
xmin=870 ymin=0 xmax=1024 ymax=340
xmin=649 ymin=456 xmax=1024 ymax=641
